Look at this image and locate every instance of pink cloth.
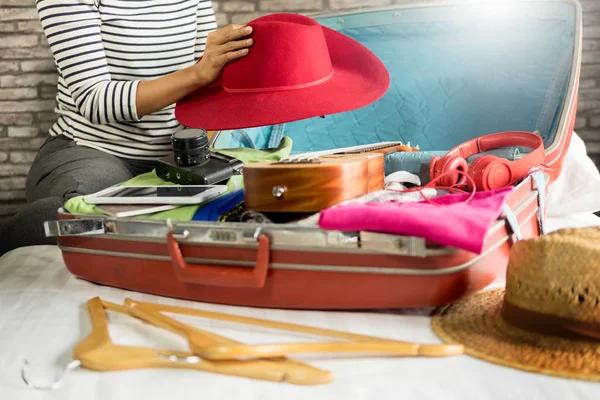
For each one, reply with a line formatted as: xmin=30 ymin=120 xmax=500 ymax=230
xmin=318 ymin=187 xmax=514 ymax=254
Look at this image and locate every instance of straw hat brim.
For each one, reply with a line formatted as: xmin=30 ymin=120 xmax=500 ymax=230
xmin=431 ymin=289 xmax=600 ymax=381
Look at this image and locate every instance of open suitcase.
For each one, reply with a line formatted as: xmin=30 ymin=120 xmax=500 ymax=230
xmin=45 ymin=0 xmax=582 ymax=310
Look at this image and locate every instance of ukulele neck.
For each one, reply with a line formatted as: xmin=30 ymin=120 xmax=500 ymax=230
xmin=293 ymin=142 xmax=419 ymax=158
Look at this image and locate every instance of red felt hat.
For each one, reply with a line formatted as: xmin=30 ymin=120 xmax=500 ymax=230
xmin=174 ymin=13 xmax=390 ymax=130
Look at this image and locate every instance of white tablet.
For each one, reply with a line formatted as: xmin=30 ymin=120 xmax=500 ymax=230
xmin=83 ymin=185 xmax=228 ymax=205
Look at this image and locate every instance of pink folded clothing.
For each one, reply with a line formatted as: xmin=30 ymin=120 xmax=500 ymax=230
xmin=318 ymin=187 xmax=514 ymax=254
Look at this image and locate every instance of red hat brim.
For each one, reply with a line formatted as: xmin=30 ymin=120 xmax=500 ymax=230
xmin=174 ymin=24 xmax=390 ymax=131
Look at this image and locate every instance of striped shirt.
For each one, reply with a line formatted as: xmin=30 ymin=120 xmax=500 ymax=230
xmin=35 ymin=0 xmax=217 ymax=160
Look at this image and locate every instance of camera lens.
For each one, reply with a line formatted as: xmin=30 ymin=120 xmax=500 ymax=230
xmin=172 ymin=129 xmax=210 ymax=167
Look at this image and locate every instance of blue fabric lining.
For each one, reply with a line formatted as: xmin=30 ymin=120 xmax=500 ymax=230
xmin=536 ymin=46 xmax=573 ymax=143
xmin=273 ymin=3 xmax=575 ymax=155
xmin=213 ymin=125 xmax=283 ymax=150
xmin=231 ymin=130 xmax=256 ymax=149
xmin=268 ymin=123 xmax=286 ymax=148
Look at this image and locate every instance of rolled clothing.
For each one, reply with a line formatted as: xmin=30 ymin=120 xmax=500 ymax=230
xmin=318 ymin=186 xmax=514 ymax=254
xmin=295 ymin=184 xmax=443 ymax=226
xmin=384 ymin=147 xmax=521 ymax=176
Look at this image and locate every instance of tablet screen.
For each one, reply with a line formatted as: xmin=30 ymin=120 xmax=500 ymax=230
xmin=103 ymin=186 xmax=214 ymax=198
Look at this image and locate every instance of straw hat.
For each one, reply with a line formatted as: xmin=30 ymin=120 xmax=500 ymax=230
xmin=431 ymin=227 xmax=600 ymax=381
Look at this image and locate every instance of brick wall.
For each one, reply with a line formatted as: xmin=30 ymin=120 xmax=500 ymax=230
xmin=577 ymin=0 xmax=600 ymax=167
xmin=1 ymin=0 xmax=600 ymax=223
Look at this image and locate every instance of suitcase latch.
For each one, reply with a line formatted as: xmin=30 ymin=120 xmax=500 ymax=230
xmin=44 ymin=219 xmax=106 ymax=237
xmin=359 ymin=231 xmax=427 ymax=257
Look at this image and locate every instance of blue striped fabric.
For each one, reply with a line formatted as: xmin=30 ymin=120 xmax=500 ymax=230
xmin=35 ymin=0 xmax=217 ymax=159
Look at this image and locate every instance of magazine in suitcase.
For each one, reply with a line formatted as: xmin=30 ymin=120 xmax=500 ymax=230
xmin=44 ymin=0 xmax=582 ymax=310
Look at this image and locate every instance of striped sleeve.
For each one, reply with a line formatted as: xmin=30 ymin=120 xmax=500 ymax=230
xmin=35 ymin=0 xmax=141 ymax=124
xmin=194 ymin=0 xmax=218 ymax=61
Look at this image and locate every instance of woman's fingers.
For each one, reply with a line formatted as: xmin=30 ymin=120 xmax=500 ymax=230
xmin=216 ymin=48 xmax=250 ymax=67
xmin=209 ymin=24 xmax=253 ymax=46
xmin=197 ymin=24 xmax=253 ymax=80
xmin=217 ymin=37 xmax=253 ymax=55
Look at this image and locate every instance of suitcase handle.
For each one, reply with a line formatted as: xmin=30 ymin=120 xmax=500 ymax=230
xmin=166 ymin=231 xmax=270 ymax=288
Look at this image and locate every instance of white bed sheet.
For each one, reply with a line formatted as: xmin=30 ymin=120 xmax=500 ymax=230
xmin=1 ymin=213 xmax=600 ymax=400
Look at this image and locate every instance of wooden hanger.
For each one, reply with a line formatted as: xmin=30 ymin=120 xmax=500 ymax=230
xmin=195 ymin=340 xmax=464 ymax=361
xmin=22 ymin=297 xmax=332 ymax=390
xmin=76 ymin=297 xmax=317 ymax=382
xmin=121 ymin=299 xmax=333 ymax=385
xmin=132 ymin=299 xmax=464 ymax=360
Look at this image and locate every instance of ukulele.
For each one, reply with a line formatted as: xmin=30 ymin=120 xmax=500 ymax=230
xmin=243 ymin=142 xmax=419 ymax=213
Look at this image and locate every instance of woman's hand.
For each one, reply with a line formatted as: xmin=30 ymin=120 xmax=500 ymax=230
xmin=194 ymin=24 xmax=254 ymax=85
xmin=134 ymin=24 xmax=253 ymax=118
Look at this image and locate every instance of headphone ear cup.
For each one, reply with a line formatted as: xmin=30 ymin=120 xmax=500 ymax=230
xmin=468 ymin=155 xmax=512 ymax=191
xmin=429 ymin=156 xmax=442 ymax=183
xmin=431 ymin=155 xmax=468 ymax=187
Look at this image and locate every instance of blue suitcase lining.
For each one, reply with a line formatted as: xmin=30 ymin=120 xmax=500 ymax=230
xmin=214 ymin=1 xmax=575 ymax=170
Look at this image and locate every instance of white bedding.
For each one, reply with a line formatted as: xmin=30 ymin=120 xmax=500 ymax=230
xmin=2 ymin=133 xmax=600 ymax=400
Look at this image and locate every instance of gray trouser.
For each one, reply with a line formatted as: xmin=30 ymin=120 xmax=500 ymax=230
xmin=0 ymin=135 xmax=156 ymax=255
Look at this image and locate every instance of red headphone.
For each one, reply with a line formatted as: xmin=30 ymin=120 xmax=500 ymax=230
xmin=429 ymin=131 xmax=545 ymax=191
